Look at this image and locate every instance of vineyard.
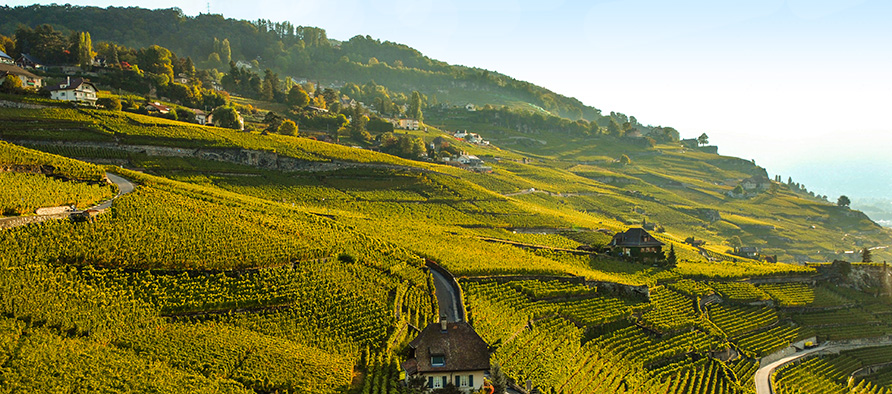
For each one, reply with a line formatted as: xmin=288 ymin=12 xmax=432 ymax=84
xmin=774 ymin=346 xmax=892 ymax=394
xmin=2 ymin=97 xmax=892 ymax=394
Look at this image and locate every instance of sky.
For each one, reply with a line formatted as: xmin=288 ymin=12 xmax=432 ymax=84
xmin=5 ymin=0 xmax=892 ymax=199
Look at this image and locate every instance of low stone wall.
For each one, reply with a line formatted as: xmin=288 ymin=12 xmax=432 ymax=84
xmin=0 ymin=212 xmax=71 ymax=229
xmin=0 ymin=99 xmax=47 ymax=109
xmin=35 ymin=206 xmax=74 ymax=215
xmin=13 ymin=139 xmax=429 ymax=174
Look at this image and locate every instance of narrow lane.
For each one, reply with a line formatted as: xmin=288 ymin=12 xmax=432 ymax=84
xmin=755 ymin=340 xmax=892 ymax=394
xmin=91 ymin=172 xmax=135 ymax=210
xmin=430 ymin=268 xmax=463 ymax=322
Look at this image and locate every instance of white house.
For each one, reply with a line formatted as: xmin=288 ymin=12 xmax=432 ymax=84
xmin=397 ymin=118 xmax=420 ymax=130
xmin=0 ymin=50 xmax=13 ymax=64
xmin=45 ymin=77 xmax=98 ymax=105
xmin=402 ymin=320 xmax=490 ymax=392
xmin=0 ymin=64 xmax=43 ymax=89
xmin=192 ymin=109 xmax=208 ymax=125
xmin=465 ymin=103 xmax=477 ymax=112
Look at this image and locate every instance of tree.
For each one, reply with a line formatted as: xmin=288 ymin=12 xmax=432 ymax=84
xmin=73 ymin=31 xmax=94 ymax=68
xmin=220 ymin=38 xmax=231 ymax=64
xmin=619 ymin=154 xmax=631 ymax=165
xmin=277 ymin=119 xmax=297 ymax=136
xmin=837 ymin=195 xmax=851 ymax=208
xmin=665 ymin=244 xmax=677 ymax=268
xmin=287 ymin=85 xmax=309 ymax=107
xmin=490 ymin=362 xmax=507 ymax=394
xmin=212 ymin=106 xmax=241 ymax=129
xmin=728 ymin=236 xmax=743 ymax=248
xmin=408 ymin=90 xmax=423 ymax=122
xmin=0 ymin=75 xmax=23 ymax=93
xmin=697 ymin=133 xmax=709 ymax=146
xmin=862 ymin=248 xmax=873 ymax=263
xmin=175 ymin=107 xmax=196 ymax=123
xmin=96 ymin=97 xmax=121 ymax=111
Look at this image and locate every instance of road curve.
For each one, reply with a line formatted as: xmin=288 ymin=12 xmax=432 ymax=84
xmin=755 ymin=340 xmax=892 ymax=394
xmin=91 ymin=172 xmax=135 ymax=210
xmin=430 ymin=267 xmax=463 ymax=322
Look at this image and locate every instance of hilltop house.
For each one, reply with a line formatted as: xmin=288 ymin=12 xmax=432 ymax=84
xmin=396 ymin=118 xmax=420 ymax=130
xmin=192 ymin=109 xmax=208 ymax=125
xmin=0 ymin=64 xmax=43 ymax=89
xmin=734 ymin=246 xmax=760 ymax=259
xmin=15 ymin=54 xmax=44 ymax=69
xmin=0 ymin=50 xmax=13 ymax=64
xmin=609 ymin=228 xmax=664 ymax=259
xmin=402 ymin=319 xmax=490 ymax=392
xmin=741 ymin=175 xmax=771 ymax=192
xmin=145 ymin=102 xmax=171 ymax=115
xmin=45 ymin=77 xmax=97 ymax=105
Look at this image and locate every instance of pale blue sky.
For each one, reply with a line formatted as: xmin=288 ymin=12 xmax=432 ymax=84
xmin=4 ymin=0 xmax=892 ymax=198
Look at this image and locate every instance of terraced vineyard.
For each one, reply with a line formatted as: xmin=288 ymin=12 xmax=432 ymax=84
xmin=2 ymin=96 xmax=891 ymax=394
xmin=775 ymin=346 xmax=892 ymax=394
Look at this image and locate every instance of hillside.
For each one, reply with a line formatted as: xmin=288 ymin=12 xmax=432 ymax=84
xmin=0 ymin=4 xmax=600 ymax=120
xmin=1 ymin=104 xmax=891 ymax=393
xmin=1 ymin=5 xmax=892 ymax=394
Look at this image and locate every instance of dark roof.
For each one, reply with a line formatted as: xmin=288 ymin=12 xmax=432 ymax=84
xmin=609 ymin=228 xmax=664 ymax=248
xmin=44 ymin=77 xmax=97 ymax=92
xmin=17 ymin=53 xmax=43 ymax=65
xmin=0 ymin=64 xmax=40 ymax=79
xmin=402 ymin=321 xmax=490 ymax=374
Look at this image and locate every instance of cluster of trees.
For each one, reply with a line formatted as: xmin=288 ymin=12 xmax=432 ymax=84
xmin=0 ymin=4 xmax=606 ymax=121
xmin=437 ymin=105 xmax=678 ymax=143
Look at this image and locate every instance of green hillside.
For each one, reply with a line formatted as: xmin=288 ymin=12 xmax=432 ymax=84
xmin=1 ymin=5 xmax=891 ymax=393
xmin=2 ymin=105 xmax=891 ymax=393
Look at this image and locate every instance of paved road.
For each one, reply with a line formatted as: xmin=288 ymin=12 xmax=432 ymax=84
xmin=755 ymin=340 xmax=892 ymax=394
xmin=91 ymin=172 xmax=135 ymax=210
xmin=430 ymin=268 xmax=463 ymax=322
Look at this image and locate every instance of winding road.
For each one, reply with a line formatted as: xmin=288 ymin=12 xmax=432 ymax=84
xmin=92 ymin=172 xmax=135 ymax=210
xmin=0 ymin=172 xmax=135 ymax=229
xmin=755 ymin=340 xmax=892 ymax=394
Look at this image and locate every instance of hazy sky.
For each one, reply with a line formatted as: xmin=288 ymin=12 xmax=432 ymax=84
xmin=5 ymin=0 xmax=892 ymax=198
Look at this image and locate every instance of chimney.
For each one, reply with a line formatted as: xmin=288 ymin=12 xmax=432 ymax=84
xmin=440 ymin=317 xmax=448 ymax=332
xmin=63 ymin=76 xmax=70 ymax=88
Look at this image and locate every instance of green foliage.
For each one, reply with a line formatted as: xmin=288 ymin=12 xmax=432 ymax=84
xmin=277 ymin=119 xmax=297 ymax=135
xmin=96 ymin=96 xmax=122 ymax=111
xmin=0 ymin=172 xmax=114 ymax=214
xmin=211 ymin=106 xmax=241 ymax=129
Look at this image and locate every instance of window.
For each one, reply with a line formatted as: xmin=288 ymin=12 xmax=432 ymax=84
xmin=433 ymin=376 xmax=444 ymax=389
xmin=428 ymin=377 xmax=433 ymax=389
xmin=459 ymin=375 xmax=468 ymax=387
xmin=431 ymin=355 xmax=445 ymax=366
xmin=469 ymin=374 xmax=474 ymax=387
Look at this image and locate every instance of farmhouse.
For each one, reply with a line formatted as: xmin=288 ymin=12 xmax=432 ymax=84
xmin=734 ymin=246 xmax=760 ymax=259
xmin=402 ymin=319 xmax=490 ymax=392
xmin=396 ymin=118 xmax=420 ymax=130
xmin=45 ymin=77 xmax=97 ymax=105
xmin=609 ymin=228 xmax=664 ymax=258
xmin=145 ymin=102 xmax=171 ymax=115
xmin=0 ymin=50 xmax=12 ymax=64
xmin=0 ymin=63 xmax=43 ymax=89
xmin=15 ymin=53 xmax=44 ymax=69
